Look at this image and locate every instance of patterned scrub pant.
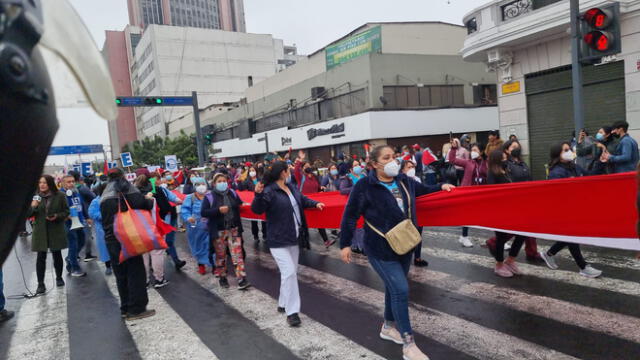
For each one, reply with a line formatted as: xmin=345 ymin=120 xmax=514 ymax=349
xmin=213 ymin=228 xmax=246 ymax=278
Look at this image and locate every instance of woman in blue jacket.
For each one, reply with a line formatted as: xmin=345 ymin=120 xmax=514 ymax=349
xmin=251 ymin=161 xmax=325 ymax=328
xmin=339 ymin=145 xmax=454 ymax=360
xmin=181 ymin=178 xmax=212 ymax=275
xmin=539 ymin=141 xmax=602 ymax=278
xmin=88 ymin=183 xmax=112 ymax=275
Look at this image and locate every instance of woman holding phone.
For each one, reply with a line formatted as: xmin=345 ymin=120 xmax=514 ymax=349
xmin=28 ymin=175 xmax=70 ymax=294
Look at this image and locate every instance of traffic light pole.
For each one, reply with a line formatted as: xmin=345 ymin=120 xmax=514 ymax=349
xmin=192 ymin=91 xmax=205 ymax=166
xmin=570 ymin=0 xmax=585 ymax=138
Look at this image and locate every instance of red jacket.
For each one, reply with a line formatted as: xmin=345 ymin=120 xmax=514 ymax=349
xmin=294 ymin=161 xmax=321 ymax=194
xmin=448 ymin=148 xmax=487 ymax=186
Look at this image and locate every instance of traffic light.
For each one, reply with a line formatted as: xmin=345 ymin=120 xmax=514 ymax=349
xmin=201 ymin=124 xmax=215 ymax=145
xmin=205 ymin=133 xmax=213 ymax=145
xmin=580 ymin=3 xmax=620 ymax=63
xmin=115 ymin=98 xmax=122 ymax=105
xmin=144 ymin=97 xmax=163 ymax=105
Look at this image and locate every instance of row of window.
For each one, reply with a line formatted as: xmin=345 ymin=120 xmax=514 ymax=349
xmin=140 ymin=79 xmax=156 ymax=96
xmin=137 ymin=61 xmax=154 ymax=85
xmin=382 ymin=85 xmax=466 ymax=108
xmin=142 ymin=113 xmax=161 ymax=131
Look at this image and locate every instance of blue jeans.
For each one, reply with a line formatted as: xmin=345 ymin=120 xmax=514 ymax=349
xmin=0 ymin=269 xmax=5 ymax=311
xmin=66 ymin=226 xmax=85 ymax=272
xmin=368 ymin=255 xmax=413 ymax=335
xmin=164 ymin=214 xmax=180 ymax=263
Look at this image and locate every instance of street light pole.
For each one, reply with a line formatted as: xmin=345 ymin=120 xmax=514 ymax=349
xmin=570 ymin=0 xmax=585 ymax=138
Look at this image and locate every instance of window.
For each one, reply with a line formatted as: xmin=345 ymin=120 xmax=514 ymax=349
xmin=466 ymin=18 xmax=477 ymax=34
xmin=248 ymin=76 xmax=253 ymax=87
xmin=473 ymin=84 xmax=497 ymax=105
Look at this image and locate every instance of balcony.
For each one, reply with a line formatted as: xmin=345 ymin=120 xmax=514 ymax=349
xmin=461 ymin=0 xmax=634 ymax=62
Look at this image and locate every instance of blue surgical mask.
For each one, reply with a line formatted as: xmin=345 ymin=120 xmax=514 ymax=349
xmin=215 ymin=182 xmax=228 ymax=192
xmin=353 ymin=166 xmax=362 ymax=175
xmin=190 ymin=176 xmax=197 ymax=184
xmin=330 ymin=169 xmax=338 ymax=176
xmin=596 ymin=133 xmax=605 ymax=141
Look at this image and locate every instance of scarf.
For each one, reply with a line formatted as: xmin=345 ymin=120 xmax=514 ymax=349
xmin=214 ymin=189 xmax=236 ymax=227
xmin=39 ymin=191 xmax=54 ymax=215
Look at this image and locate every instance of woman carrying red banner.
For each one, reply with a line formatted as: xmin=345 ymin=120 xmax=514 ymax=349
xmin=539 ymin=142 xmax=603 ymax=278
xmin=340 ymin=145 xmax=454 ymax=360
xmin=487 ymin=149 xmax=528 ymax=278
xmin=449 ymin=138 xmax=488 ymax=248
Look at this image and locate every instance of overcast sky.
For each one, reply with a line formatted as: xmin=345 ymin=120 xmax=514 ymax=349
xmin=50 ymin=0 xmax=486 ymax=165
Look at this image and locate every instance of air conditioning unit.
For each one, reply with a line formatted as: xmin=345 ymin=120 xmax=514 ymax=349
xmin=311 ymin=87 xmax=326 ymax=100
xmin=487 ymin=49 xmax=503 ymax=64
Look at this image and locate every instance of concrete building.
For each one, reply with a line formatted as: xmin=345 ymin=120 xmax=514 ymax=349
xmin=461 ymin=0 xmax=640 ymax=178
xmin=133 ymin=25 xmax=300 ymax=139
xmin=183 ymin=22 xmax=499 ymax=163
xmin=127 ymin=0 xmax=245 ymax=32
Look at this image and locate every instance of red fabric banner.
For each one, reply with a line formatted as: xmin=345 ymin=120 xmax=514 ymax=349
xmin=236 ymin=172 xmax=639 ymax=251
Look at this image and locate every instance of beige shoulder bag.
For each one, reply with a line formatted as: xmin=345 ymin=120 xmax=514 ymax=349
xmin=366 ymin=182 xmax=422 ymax=255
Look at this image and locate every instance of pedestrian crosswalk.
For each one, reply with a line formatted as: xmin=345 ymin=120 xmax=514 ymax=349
xmin=0 ymin=225 xmax=639 ymax=360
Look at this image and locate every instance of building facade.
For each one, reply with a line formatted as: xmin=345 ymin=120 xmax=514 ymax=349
xmin=182 ymin=23 xmax=499 ymax=163
xmin=127 ymin=0 xmax=245 ymax=32
xmin=132 ymin=25 xmax=299 ymax=139
xmin=461 ymin=0 xmax=640 ymax=178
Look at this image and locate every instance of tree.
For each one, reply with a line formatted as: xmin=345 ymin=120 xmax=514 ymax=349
xmin=121 ymin=131 xmax=198 ymax=168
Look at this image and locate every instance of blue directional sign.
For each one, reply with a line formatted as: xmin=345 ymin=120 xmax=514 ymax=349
xmin=49 ymin=144 xmax=104 ymax=155
xmin=81 ymin=162 xmax=93 ymax=177
xmin=120 ymin=152 xmax=133 ymax=168
xmin=108 ymin=161 xmax=118 ymax=169
xmin=72 ymin=164 xmax=82 ymax=173
xmin=115 ymin=96 xmax=193 ymax=107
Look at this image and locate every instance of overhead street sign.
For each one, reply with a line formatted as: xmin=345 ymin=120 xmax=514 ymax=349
xmin=49 ymin=144 xmax=104 ymax=155
xmin=115 ymin=96 xmax=194 ymax=107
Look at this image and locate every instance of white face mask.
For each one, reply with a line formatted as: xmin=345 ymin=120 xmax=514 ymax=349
xmin=249 ymin=171 xmax=257 ymax=178
xmin=383 ymin=160 xmax=401 ymax=177
xmin=561 ymin=150 xmax=575 ymax=162
xmin=406 ymin=168 xmax=416 ymax=178
xmin=471 ymin=151 xmax=480 ymax=160
xmin=195 ymin=185 xmax=207 ymax=194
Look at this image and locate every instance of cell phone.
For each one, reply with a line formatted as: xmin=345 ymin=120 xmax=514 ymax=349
xmin=33 ymin=195 xmax=41 ymax=202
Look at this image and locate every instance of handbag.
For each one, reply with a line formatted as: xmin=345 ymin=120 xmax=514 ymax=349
xmin=113 ymin=194 xmax=168 ymax=263
xmin=366 ymin=182 xmax=421 ymax=255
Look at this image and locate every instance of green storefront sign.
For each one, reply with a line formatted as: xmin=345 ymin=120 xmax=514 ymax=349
xmin=326 ymin=26 xmax=381 ymax=70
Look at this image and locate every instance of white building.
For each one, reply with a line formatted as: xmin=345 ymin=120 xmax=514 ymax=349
xmin=131 ymin=24 xmax=300 ymax=139
xmin=461 ymin=0 xmax=640 ymax=178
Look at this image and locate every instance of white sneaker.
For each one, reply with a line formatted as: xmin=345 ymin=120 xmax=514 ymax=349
xmin=458 ymin=236 xmax=473 ymax=248
xmin=403 ymin=343 xmax=430 ymax=360
xmin=539 ymin=251 xmax=559 ymax=270
xmin=579 ymin=265 xmax=602 ymax=278
xmin=379 ymin=324 xmax=403 ymax=345
xmin=504 ymin=243 xmax=512 ymax=251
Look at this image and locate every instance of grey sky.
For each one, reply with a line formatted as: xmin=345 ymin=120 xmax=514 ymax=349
xmin=50 ymin=0 xmax=486 ymax=165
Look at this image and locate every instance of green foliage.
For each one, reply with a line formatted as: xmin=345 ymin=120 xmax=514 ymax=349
xmin=121 ymin=130 xmax=198 ymax=168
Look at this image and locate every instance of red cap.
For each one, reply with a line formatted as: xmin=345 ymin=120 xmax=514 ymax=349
xmin=412 ymin=144 xmax=420 ymax=150
xmin=245 ymin=162 xmax=252 ymax=167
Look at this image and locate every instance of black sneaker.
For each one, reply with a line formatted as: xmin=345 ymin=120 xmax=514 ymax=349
xmin=175 ymin=260 xmax=187 ymax=271
xmin=153 ymin=278 xmax=170 ymax=289
xmin=219 ymin=277 xmax=230 ymax=288
xmin=36 ymin=283 xmax=46 ymax=294
xmin=0 ymin=309 xmax=15 ymax=323
xmin=277 ymin=307 xmax=286 ymax=314
xmin=125 ymin=309 xmax=156 ymax=321
xmin=414 ymin=259 xmax=429 ymax=267
xmin=84 ymin=255 xmax=97 ymax=262
xmin=56 ymin=278 xmax=65 ymax=287
xmin=238 ymin=278 xmax=251 ymax=290
xmin=287 ymin=313 xmax=301 ymax=327
xmin=120 ymin=310 xmax=128 ymax=319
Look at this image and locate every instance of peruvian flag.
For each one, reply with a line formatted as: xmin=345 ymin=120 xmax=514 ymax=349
xmin=421 ymin=147 xmax=438 ymax=166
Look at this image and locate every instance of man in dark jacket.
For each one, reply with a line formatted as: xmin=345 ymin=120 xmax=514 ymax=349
xmin=68 ymin=170 xmax=98 ymax=261
xmin=100 ymin=168 xmax=155 ymax=321
xmin=605 ymin=121 xmax=639 ymax=173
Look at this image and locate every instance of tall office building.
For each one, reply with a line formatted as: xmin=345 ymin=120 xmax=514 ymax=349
xmin=127 ymin=0 xmax=245 ymax=32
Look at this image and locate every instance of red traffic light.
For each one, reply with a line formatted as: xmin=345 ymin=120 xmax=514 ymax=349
xmin=584 ymin=31 xmax=613 ymax=52
xmin=583 ymin=8 xmax=612 ymax=29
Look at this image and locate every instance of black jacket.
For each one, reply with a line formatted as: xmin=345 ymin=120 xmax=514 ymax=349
xmin=506 ymin=158 xmax=531 ymax=183
xmin=201 ymin=190 xmax=244 ymax=239
xmin=251 ymin=182 xmax=318 ymax=248
xmin=100 ymin=179 xmax=154 ymax=246
xmin=339 ymin=171 xmax=442 ymax=261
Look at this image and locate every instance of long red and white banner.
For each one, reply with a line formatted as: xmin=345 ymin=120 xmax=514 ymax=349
xmin=237 ymin=172 xmax=640 ymax=251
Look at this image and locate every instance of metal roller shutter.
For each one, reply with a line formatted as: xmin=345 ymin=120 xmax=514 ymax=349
xmin=525 ymin=61 xmax=625 ymax=179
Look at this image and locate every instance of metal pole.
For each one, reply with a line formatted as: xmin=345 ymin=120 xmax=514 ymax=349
xmin=192 ymin=91 xmax=205 ymax=166
xmin=265 ymin=132 xmax=269 ymax=153
xmin=570 ymin=0 xmax=585 ymax=139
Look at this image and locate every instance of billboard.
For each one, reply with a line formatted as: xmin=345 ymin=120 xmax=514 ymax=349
xmin=325 ymin=26 xmax=381 ymax=70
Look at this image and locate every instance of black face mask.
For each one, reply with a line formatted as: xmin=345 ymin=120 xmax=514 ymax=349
xmin=612 ymin=133 xmax=621 ymax=139
xmin=511 ymin=148 xmax=522 ymax=158
xmin=304 ymin=167 xmax=313 ymax=174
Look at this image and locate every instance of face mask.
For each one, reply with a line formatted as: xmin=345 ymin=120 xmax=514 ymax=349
xmin=304 ymin=167 xmax=313 ymax=174
xmin=406 ymin=169 xmax=416 ymax=178
xmin=353 ymin=166 xmax=362 ymax=175
xmin=595 ymin=133 xmax=605 ymax=141
xmin=330 ymin=169 xmax=338 ymax=176
xmin=471 ymin=151 xmax=480 ymax=160
xmin=383 ymin=160 xmax=401 ymax=177
xmin=190 ymin=176 xmax=197 ymax=184
xmin=511 ymin=148 xmax=522 ymax=158
xmin=165 ymin=175 xmax=173 ymax=181
xmin=215 ymin=182 xmax=228 ymax=192
xmin=249 ymin=171 xmax=257 ymax=178
xmin=561 ymin=150 xmax=575 ymax=161
xmin=612 ymin=133 xmax=620 ymax=139
xmin=403 ymin=151 xmax=410 ymax=156
xmin=196 ymin=185 xmax=207 ymax=194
